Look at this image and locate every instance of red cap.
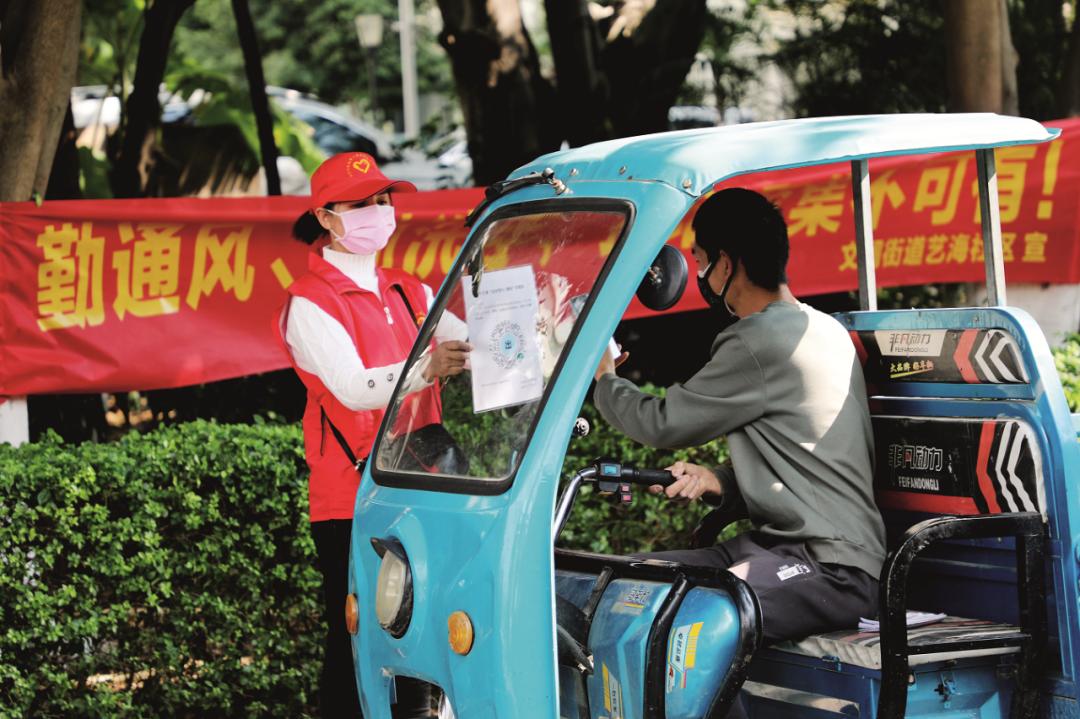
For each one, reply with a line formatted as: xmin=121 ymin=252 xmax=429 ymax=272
xmin=309 ymin=152 xmax=416 ymax=210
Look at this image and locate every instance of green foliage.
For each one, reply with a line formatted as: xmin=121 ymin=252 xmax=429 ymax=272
xmin=678 ymin=2 xmax=758 ymax=109
xmin=557 ymin=387 xmax=736 ymax=555
xmin=0 ymin=422 xmax=320 ymax=718
xmin=440 ymin=380 xmax=733 ymax=555
xmin=766 ymin=0 xmax=1078 ymax=121
xmin=768 ymin=0 xmax=948 ymax=116
xmin=167 ymin=62 xmax=326 ymax=175
xmin=77 ymin=147 xmax=114 ymax=200
xmin=876 ymin=283 xmax=972 ymax=311
xmin=78 ymin=0 xmax=145 ymax=90
xmin=175 ymin=0 xmax=453 ymax=117
xmin=1052 ymin=333 xmax=1080 ymax=412
xmin=1009 ymin=0 xmax=1073 ymax=120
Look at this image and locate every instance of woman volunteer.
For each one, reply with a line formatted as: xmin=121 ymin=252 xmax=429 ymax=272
xmin=281 ymin=152 xmax=470 ymax=718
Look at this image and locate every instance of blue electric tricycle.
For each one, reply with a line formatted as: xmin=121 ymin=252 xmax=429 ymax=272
xmin=346 ymin=114 xmax=1079 ymax=719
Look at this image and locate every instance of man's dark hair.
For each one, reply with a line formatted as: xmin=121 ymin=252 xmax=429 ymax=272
xmin=691 ymin=188 xmax=789 ymax=290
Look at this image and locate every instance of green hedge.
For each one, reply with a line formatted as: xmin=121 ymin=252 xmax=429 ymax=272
xmin=1052 ymin=333 xmax=1080 ymax=412
xmin=556 ymin=388 xmax=731 ymax=554
xmin=0 ymin=389 xmax=721 ymax=716
xmin=0 ymin=422 xmax=320 ymax=718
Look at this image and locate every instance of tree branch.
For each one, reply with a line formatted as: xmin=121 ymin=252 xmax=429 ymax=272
xmin=231 ymin=0 xmax=280 ymax=195
xmin=110 ymin=0 xmax=196 ymax=198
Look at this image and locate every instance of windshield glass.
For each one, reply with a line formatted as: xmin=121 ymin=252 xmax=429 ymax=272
xmin=374 ymin=203 xmax=630 ymax=486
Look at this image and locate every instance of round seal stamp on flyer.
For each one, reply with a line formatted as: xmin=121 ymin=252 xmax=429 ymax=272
xmin=489 ymin=321 xmax=527 ymax=370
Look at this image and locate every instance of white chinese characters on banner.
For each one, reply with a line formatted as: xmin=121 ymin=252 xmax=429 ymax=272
xmin=462 ymin=265 xmax=543 ymax=413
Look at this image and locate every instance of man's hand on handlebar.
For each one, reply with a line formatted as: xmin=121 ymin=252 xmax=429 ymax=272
xmin=424 ymin=340 xmax=473 ymax=382
xmin=650 ymin=461 xmax=723 ymax=502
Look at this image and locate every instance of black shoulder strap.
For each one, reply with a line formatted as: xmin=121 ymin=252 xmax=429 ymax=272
xmin=322 ymin=407 xmax=364 ymax=471
xmin=391 ymin=285 xmax=420 ymax=327
xmin=322 ymin=285 xmax=421 ymax=473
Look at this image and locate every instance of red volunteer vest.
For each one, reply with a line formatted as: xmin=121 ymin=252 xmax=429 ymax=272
xmin=280 ymin=252 xmax=441 ymax=521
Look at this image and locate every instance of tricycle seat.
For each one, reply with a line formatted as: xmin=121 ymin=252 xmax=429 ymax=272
xmin=772 ymin=616 xmax=1025 ymax=671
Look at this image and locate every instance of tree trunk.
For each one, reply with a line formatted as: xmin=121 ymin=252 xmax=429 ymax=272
xmin=1059 ymin=10 xmax=1080 ymax=117
xmin=544 ymin=0 xmax=608 ymax=146
xmin=436 ymin=0 xmax=559 ymax=185
xmin=943 ymin=0 xmax=1019 ymax=114
xmin=0 ymin=0 xmax=82 ymax=201
xmin=997 ymin=0 xmax=1019 ymax=115
xmin=110 ymin=0 xmax=196 ymax=198
xmin=598 ymin=0 xmax=708 ymax=137
xmin=544 ymin=0 xmax=706 ymax=143
xmin=231 ymin=0 xmax=280 ymax=195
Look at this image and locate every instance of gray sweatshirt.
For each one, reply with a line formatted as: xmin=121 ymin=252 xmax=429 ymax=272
xmin=594 ymin=301 xmax=885 ymax=577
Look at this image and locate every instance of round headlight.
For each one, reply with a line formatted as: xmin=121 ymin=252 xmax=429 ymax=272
xmin=371 ymin=537 xmax=413 ymax=637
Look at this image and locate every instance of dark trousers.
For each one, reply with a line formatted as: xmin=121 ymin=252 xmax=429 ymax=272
xmin=644 ymin=533 xmax=878 ymax=719
xmin=311 ymin=520 xmax=434 ymax=719
xmin=312 ymin=520 xmax=363 ymax=719
xmin=642 ymin=532 xmax=879 ymax=645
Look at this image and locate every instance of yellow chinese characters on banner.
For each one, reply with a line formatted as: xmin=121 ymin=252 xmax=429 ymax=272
xmin=381 ymin=213 xmax=467 ymax=281
xmin=35 ymin=221 xmax=257 ymax=331
xmin=973 ymin=145 xmax=1038 ymax=223
xmin=913 ymin=155 xmax=968 ymax=226
xmin=36 ymin=222 xmax=106 ymax=331
xmin=785 ymin=175 xmax=848 ymax=237
xmin=870 ymin=170 xmax=906 ymax=229
xmin=837 ymin=231 xmax=1050 ymax=272
xmin=830 ymin=139 xmax=1064 ymax=276
xmin=113 ymin=223 xmax=182 ymax=319
xmin=186 ymin=224 xmax=256 ymax=310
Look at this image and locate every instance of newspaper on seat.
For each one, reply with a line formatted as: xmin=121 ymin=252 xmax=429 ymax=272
xmin=858 ymin=611 xmax=947 ymax=633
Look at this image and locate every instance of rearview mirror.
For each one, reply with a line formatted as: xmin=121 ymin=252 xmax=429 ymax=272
xmin=636 ymin=245 xmax=687 ymax=311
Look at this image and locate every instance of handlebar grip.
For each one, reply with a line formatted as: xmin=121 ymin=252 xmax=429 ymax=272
xmin=629 ymin=467 xmax=675 ymax=486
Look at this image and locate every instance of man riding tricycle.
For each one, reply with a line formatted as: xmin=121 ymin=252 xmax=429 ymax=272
xmin=344 ymin=114 xmax=1077 ymax=719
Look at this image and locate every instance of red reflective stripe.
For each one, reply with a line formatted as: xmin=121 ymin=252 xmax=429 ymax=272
xmin=849 ymin=330 xmax=868 ymax=366
xmin=875 ymin=489 xmax=981 ymax=515
xmin=953 ymin=329 xmax=980 ymax=383
xmin=975 ymin=421 xmax=1003 ymax=513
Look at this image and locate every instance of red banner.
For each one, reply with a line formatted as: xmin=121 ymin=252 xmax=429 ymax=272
xmin=0 ymin=190 xmax=482 ymax=396
xmin=2 ymin=120 xmax=1077 ymax=395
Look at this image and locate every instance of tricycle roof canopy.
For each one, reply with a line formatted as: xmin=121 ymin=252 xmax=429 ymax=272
xmin=512 ymin=114 xmax=1059 ymax=195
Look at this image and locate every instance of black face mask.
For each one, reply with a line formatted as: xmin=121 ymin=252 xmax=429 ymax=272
xmin=697 ymin=257 xmax=738 ymax=323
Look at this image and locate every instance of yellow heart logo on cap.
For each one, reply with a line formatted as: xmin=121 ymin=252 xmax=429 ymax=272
xmin=349 ymin=155 xmax=372 ymax=175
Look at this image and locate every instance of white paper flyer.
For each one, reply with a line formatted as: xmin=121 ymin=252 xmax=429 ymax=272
xmin=462 ymin=265 xmax=543 ymax=413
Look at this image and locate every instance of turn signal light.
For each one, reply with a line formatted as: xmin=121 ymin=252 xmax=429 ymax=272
xmin=345 ymin=594 xmax=359 ymax=635
xmin=448 ymin=611 xmax=474 ymax=655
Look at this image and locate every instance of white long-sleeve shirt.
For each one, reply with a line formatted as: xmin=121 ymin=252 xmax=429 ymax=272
xmin=285 ymin=248 xmax=467 ymax=411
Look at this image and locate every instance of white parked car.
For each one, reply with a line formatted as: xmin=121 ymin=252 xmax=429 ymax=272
xmin=70 ymin=85 xmax=474 ymax=192
xmin=268 ymin=86 xmax=472 ymax=190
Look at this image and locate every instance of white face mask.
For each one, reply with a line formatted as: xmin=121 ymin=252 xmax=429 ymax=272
xmin=326 ymin=204 xmax=396 ymax=254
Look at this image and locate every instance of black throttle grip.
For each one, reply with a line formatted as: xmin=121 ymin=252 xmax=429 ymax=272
xmin=628 ymin=467 xmax=675 ymax=486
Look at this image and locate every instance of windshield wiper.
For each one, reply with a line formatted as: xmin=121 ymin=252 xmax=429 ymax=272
xmin=464 ymin=167 xmax=567 ymax=297
xmin=464 ymin=167 xmax=566 ymax=228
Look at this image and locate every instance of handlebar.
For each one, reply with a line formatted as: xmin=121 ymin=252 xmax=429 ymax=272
xmin=553 ymin=461 xmax=677 ymax=540
xmin=627 ymin=467 xmax=676 ymax=487
xmin=593 ymin=459 xmax=675 ymax=487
